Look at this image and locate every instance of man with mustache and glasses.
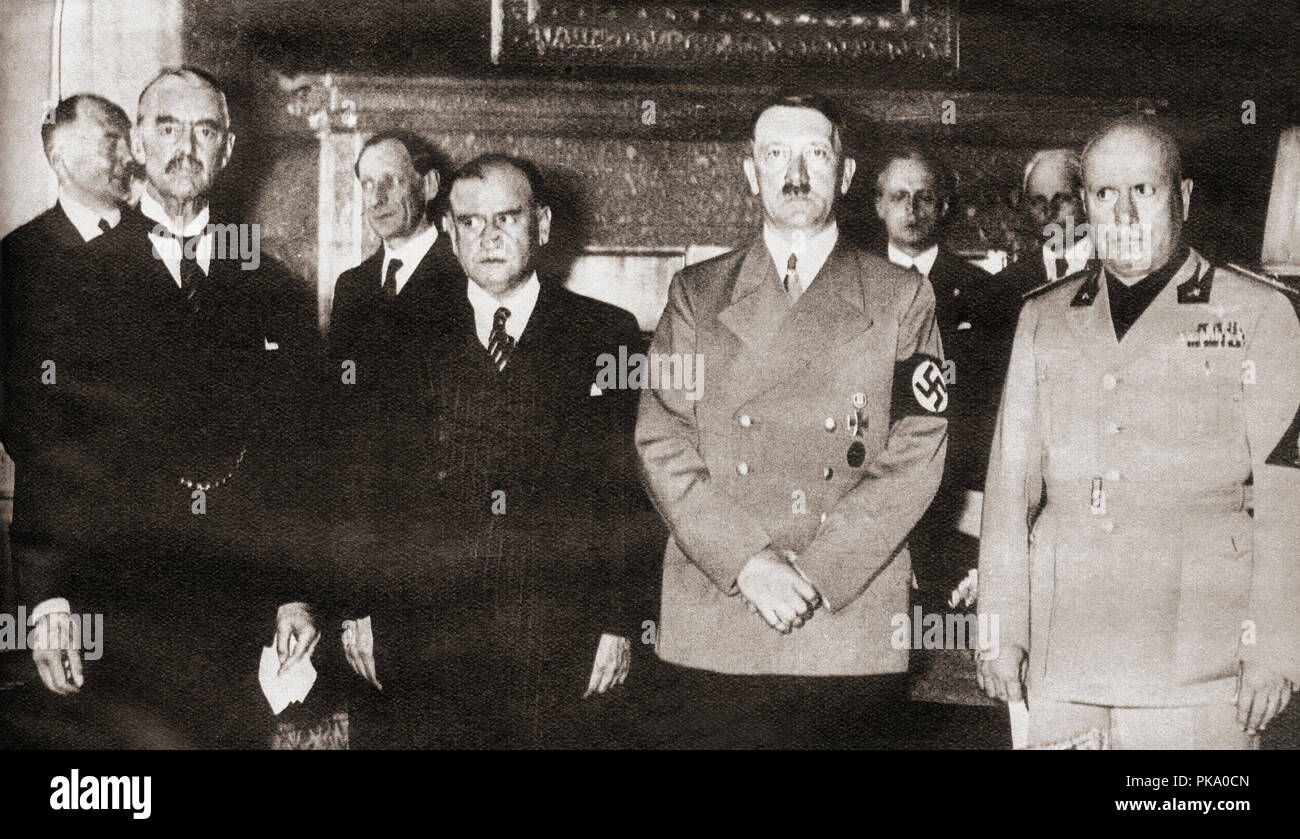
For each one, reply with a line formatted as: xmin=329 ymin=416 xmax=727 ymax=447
xmin=636 ymin=93 xmax=948 ymax=747
xmin=978 ymin=116 xmax=1300 ymax=749
xmin=9 ymin=67 xmax=320 ymax=747
xmin=1 ymin=94 xmax=134 ymax=687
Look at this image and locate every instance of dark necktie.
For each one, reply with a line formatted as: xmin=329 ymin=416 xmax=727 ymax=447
xmin=1054 ymin=256 xmax=1070 ymax=280
xmin=783 ymin=253 xmax=801 ymax=303
xmin=97 ymin=218 xmax=112 ymax=235
xmin=177 ymin=233 xmax=205 ymax=304
xmin=383 ymin=258 xmax=403 ymax=300
xmin=487 ymin=306 xmax=515 ymax=372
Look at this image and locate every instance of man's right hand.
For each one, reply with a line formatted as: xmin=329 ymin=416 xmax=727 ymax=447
xmin=32 ymin=612 xmax=84 ymax=695
xmin=977 ymin=644 xmax=1028 ymax=702
xmin=341 ymin=615 xmax=381 ymax=691
xmin=274 ymin=602 xmax=320 ymax=676
xmin=736 ymin=550 xmax=818 ymax=634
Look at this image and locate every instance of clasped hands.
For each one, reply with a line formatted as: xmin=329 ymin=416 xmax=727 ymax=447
xmin=737 ymin=549 xmax=821 ymax=634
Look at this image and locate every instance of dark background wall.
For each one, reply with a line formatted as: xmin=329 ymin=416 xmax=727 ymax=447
xmin=180 ymin=0 xmax=1299 ymax=275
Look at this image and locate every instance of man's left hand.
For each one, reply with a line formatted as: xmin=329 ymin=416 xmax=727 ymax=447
xmin=584 ymin=633 xmax=630 ymax=697
xmin=1237 ymin=663 xmax=1293 ymax=733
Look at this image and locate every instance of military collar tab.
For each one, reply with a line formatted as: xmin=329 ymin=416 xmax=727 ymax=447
xmin=1068 ymin=265 xmax=1102 ymax=307
xmin=1021 ymin=260 xmax=1100 ymax=303
xmin=1176 ymin=262 xmax=1214 ymax=304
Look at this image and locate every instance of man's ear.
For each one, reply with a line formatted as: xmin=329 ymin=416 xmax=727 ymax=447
xmin=1179 ymin=178 xmax=1194 ymax=222
xmin=839 ymin=157 xmax=856 ymax=195
xmin=535 ymin=204 xmax=552 ymax=247
xmin=130 ymin=125 xmax=147 ymax=165
xmin=217 ymin=131 xmax=236 ymax=172
xmin=743 ymin=156 xmax=760 ymax=196
xmin=422 ymin=169 xmax=440 ymax=202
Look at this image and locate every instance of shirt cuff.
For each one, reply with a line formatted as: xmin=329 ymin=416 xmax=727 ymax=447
xmin=30 ymin=598 xmax=71 ymax=623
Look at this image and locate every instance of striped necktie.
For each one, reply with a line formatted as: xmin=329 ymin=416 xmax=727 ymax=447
xmin=487 ymin=306 xmax=515 ymax=372
xmin=783 ymin=253 xmax=801 ymax=303
xmin=383 ymin=258 xmax=402 ymax=300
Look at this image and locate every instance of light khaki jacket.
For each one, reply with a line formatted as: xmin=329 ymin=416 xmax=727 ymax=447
xmin=979 ymin=249 xmax=1300 ymax=706
xmin=636 ymin=235 xmax=947 ymax=675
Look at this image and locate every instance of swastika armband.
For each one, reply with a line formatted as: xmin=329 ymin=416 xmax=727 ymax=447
xmin=893 ymin=353 xmax=949 ymax=420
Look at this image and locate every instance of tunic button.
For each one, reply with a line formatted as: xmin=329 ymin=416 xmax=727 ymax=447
xmin=736 ymin=462 xmax=749 ymax=475
xmin=1102 ymin=373 xmax=1117 ymax=390
xmin=1105 ymin=423 xmax=1121 ymax=435
xmin=824 ymin=417 xmax=836 ymax=432
xmin=1100 ymin=519 xmax=1114 ymax=533
xmin=820 ymin=512 xmax=827 ymax=523
xmin=436 ymin=469 xmax=448 ymax=480
xmin=738 ymin=414 xmax=752 ymax=428
xmin=1106 ymin=470 xmax=1121 ymax=482
xmin=823 ymin=467 xmax=833 ymax=480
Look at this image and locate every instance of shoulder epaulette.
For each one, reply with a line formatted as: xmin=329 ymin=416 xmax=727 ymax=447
xmin=1226 ymin=263 xmax=1300 ymax=300
xmin=1021 ymin=264 xmax=1097 ymax=302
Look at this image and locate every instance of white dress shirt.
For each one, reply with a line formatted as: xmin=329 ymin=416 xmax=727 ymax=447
xmin=887 ymin=242 xmax=940 ymax=278
xmin=380 ymin=222 xmax=440 ymax=296
xmin=762 ymin=221 xmax=839 ymax=292
xmin=58 ymin=189 xmax=120 ymax=243
xmin=139 ymin=189 xmax=212 ymax=288
xmin=1043 ymin=234 xmax=1094 ymax=281
xmin=466 ymin=271 xmax=541 ymax=351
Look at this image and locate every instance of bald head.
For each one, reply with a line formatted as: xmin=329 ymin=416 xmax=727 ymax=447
xmin=1080 ymin=116 xmax=1193 ymax=281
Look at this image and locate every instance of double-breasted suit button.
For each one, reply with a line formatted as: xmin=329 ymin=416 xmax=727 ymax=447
xmin=1102 ymin=373 xmax=1118 ymax=390
xmin=736 ymin=462 xmax=749 ymax=475
xmin=1105 ymin=422 xmax=1121 ymax=435
xmin=738 ymin=414 xmax=752 ymax=428
xmin=824 ymin=417 xmax=836 ymax=432
xmin=1100 ymin=519 xmax=1114 ymax=533
xmin=436 ymin=469 xmax=448 ymax=480
xmin=1106 ymin=470 xmax=1121 ymax=482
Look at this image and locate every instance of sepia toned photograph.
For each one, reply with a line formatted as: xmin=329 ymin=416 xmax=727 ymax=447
xmin=1 ymin=0 xmax=1298 ymax=795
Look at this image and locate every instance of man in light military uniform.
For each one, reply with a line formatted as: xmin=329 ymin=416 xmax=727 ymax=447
xmin=978 ymin=116 xmax=1300 ymax=749
xmin=636 ymin=93 xmax=948 ymax=748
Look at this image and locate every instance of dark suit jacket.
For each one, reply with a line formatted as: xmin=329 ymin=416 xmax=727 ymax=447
xmin=909 ymin=248 xmax=1019 ymax=592
xmin=335 ymin=274 xmax=657 ymax=746
xmin=6 ymin=206 xmax=321 ymax=746
xmin=998 ymin=248 xmax=1049 ymax=297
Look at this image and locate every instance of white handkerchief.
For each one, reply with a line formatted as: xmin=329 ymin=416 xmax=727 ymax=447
xmin=264 ymin=337 xmax=280 ymax=350
xmin=957 ymin=321 xmax=972 ymax=331
xmin=258 ymin=638 xmax=317 ymax=715
xmin=589 ymin=383 xmax=603 ymax=396
xmin=1009 ymin=700 xmax=1030 ymax=749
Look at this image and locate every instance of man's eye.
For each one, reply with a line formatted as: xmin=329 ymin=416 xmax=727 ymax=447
xmin=159 ymin=125 xmax=175 ymax=135
xmin=1135 ymin=183 xmax=1155 ymax=197
xmin=496 ymin=212 xmax=520 ymax=227
xmin=198 ymin=127 xmax=214 ymax=140
xmin=809 ymin=147 xmax=828 ymax=159
xmin=457 ymin=217 xmax=485 ymax=233
xmin=1095 ymin=187 xmax=1116 ymax=200
xmin=766 ymin=147 xmax=787 ymax=159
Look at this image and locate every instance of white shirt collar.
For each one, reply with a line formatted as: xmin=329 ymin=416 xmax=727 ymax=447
xmin=138 ymin=188 xmax=209 ymax=238
xmin=466 ymin=271 xmax=542 ymax=352
xmin=1042 ymin=235 xmax=1093 ymax=281
xmin=762 ymin=221 xmax=839 ymax=292
xmin=139 ymin=188 xmax=212 ymax=288
xmin=887 ymin=242 xmax=940 ymax=278
xmin=58 ymin=189 xmax=121 ymax=243
xmin=380 ymin=223 xmax=440 ymax=296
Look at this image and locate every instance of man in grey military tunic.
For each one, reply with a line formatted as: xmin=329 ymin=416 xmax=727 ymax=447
xmin=978 ymin=116 xmax=1300 ymax=749
xmin=636 ymin=93 xmax=948 ymax=748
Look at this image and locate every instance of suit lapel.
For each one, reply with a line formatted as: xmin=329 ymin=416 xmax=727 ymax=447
xmin=719 ymin=236 xmax=873 ymax=406
xmin=49 ymin=203 xmax=86 ymax=248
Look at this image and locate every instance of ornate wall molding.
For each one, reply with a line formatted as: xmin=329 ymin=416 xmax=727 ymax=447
xmin=489 ymin=1 xmax=960 ymax=72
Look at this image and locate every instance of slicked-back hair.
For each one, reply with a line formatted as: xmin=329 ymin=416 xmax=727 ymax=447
xmin=41 ymin=94 xmax=129 ymax=160
xmin=446 ymin=154 xmax=549 ymax=208
xmin=1021 ymin=148 xmax=1081 ymax=195
xmin=748 ymin=91 xmax=849 ymax=156
xmin=136 ymin=66 xmax=230 ymax=128
xmin=354 ymin=129 xmax=444 ymax=180
xmin=874 ymin=143 xmax=953 ymax=202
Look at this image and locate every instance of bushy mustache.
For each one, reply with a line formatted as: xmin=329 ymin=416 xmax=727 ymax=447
xmin=165 ymin=153 xmax=204 ymax=175
xmin=782 ymin=180 xmax=811 ymax=197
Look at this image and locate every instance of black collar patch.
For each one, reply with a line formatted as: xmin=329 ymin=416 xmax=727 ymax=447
xmin=1177 ymin=263 xmax=1214 ymax=304
xmin=1069 ymin=272 xmax=1100 ymax=307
